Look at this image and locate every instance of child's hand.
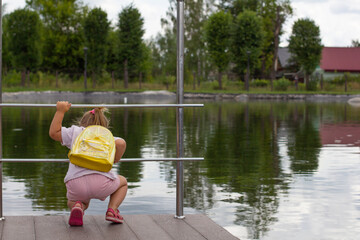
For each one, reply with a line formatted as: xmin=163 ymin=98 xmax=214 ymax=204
xmin=56 ymin=101 xmax=71 ymax=113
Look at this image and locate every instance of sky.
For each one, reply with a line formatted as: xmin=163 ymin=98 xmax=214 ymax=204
xmin=3 ymin=0 xmax=360 ymax=47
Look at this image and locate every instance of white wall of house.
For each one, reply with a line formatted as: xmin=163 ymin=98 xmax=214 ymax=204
xmin=323 ymin=72 xmax=360 ymax=80
xmin=314 ymin=67 xmax=360 ymax=80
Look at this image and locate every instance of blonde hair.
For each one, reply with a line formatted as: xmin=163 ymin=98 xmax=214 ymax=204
xmin=78 ymin=107 xmax=110 ymax=128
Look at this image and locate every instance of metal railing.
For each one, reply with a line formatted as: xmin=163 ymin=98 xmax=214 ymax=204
xmin=0 ymin=0 xmax=193 ymax=221
xmin=0 ymin=103 xmax=204 ymax=108
xmin=0 ymin=158 xmax=204 ymax=163
xmin=0 ymin=103 xmax=204 ymax=220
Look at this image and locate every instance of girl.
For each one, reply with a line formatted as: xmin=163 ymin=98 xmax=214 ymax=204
xmin=49 ymin=101 xmax=127 ymax=226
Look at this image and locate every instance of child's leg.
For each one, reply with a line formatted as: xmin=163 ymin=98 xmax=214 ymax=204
xmin=68 ymin=200 xmax=88 ymax=226
xmin=66 ymin=176 xmax=91 ymax=211
xmin=68 ymin=200 xmax=90 ymax=211
xmin=107 ymin=175 xmax=128 ymax=215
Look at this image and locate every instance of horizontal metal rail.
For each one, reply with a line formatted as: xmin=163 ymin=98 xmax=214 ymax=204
xmin=0 ymin=103 xmax=204 ymax=108
xmin=1 ymin=157 xmax=204 ymax=163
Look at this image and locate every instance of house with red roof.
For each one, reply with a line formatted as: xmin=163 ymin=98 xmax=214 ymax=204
xmin=276 ymin=47 xmax=360 ymax=80
xmin=318 ymin=47 xmax=360 ymax=79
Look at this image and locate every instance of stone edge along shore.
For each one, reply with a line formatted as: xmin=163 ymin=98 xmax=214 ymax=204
xmin=184 ymin=92 xmax=360 ymax=100
xmin=3 ymin=90 xmax=360 ymax=101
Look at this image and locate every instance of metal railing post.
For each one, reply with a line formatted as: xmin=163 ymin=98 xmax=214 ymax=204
xmin=0 ymin=0 xmax=4 ymax=220
xmin=175 ymin=0 xmax=185 ymax=219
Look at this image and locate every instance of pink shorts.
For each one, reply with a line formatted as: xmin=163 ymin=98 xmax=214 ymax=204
xmin=66 ymin=174 xmax=120 ymax=202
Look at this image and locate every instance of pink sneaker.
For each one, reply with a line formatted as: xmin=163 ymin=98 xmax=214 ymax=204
xmin=105 ymin=208 xmax=124 ymax=224
xmin=69 ymin=201 xmax=84 ymax=226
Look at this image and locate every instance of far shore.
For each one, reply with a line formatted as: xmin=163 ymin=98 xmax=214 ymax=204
xmin=2 ymin=90 xmax=360 ymax=103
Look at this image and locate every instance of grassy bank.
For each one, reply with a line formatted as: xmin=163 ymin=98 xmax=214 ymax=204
xmin=4 ymin=82 xmax=360 ymax=95
xmin=3 ymin=70 xmax=360 ymax=94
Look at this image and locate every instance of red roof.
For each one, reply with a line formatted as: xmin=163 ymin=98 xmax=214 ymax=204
xmin=320 ymin=47 xmax=360 ymax=72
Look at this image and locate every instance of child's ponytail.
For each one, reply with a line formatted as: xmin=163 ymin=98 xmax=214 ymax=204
xmin=93 ymin=107 xmax=109 ymax=127
xmin=78 ymin=107 xmax=110 ymax=128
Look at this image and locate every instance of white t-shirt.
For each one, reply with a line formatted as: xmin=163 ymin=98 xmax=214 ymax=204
xmin=61 ymin=125 xmax=120 ymax=183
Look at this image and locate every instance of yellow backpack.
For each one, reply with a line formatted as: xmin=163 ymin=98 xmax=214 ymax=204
xmin=68 ymin=125 xmax=115 ymax=172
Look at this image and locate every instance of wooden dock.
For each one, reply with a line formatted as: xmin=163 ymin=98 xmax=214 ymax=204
xmin=0 ymin=214 xmax=239 ymax=240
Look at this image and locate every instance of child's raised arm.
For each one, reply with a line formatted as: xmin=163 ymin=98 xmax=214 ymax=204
xmin=49 ymin=101 xmax=71 ymax=142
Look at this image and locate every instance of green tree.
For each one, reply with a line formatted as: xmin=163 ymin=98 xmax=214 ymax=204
xmin=219 ymin=0 xmax=258 ymax=16
xmin=351 ymin=39 xmax=360 ymax=47
xmin=106 ymin=28 xmax=119 ymax=87
xmin=106 ymin=29 xmax=119 ymax=72
xmin=205 ymin=11 xmax=232 ymax=90
xmin=287 ymin=105 xmax=321 ymax=173
xmin=231 ymin=10 xmax=264 ymax=89
xmin=219 ymin=0 xmax=292 ymax=82
xmin=26 ymin=0 xmax=85 ymax=72
xmin=149 ymin=37 xmax=162 ymax=78
xmin=183 ymin=0 xmax=210 ymax=87
xmin=163 ymin=0 xmax=213 ymax=87
xmin=288 ymin=18 xmax=322 ymax=89
xmin=117 ymin=4 xmax=145 ymax=89
xmin=152 ymin=29 xmax=177 ymax=84
xmin=138 ymin=42 xmax=153 ymax=88
xmin=259 ymin=0 xmax=292 ymax=85
xmin=7 ymin=9 xmax=42 ymax=86
xmin=84 ymin=7 xmax=110 ymax=88
xmin=2 ymin=13 xmax=13 ymax=73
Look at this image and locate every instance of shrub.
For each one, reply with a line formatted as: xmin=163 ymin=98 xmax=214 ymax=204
xmin=306 ymin=79 xmax=318 ymax=91
xmin=331 ymin=74 xmax=360 ymax=85
xmin=251 ymin=79 xmax=269 ymax=87
xmin=225 ymin=80 xmax=239 ymax=90
xmin=323 ymin=82 xmax=336 ymax=91
xmin=348 ymin=74 xmax=360 ymax=83
xmin=164 ymin=75 xmax=176 ymax=85
xmin=298 ymin=83 xmax=306 ymax=91
xmin=162 ymin=75 xmax=175 ymax=89
xmin=99 ymin=70 xmax=111 ymax=84
xmin=31 ymin=71 xmax=53 ymax=86
xmin=211 ymin=80 xmax=220 ymax=90
xmin=237 ymin=81 xmax=244 ymax=90
xmin=3 ymin=70 xmax=21 ymax=86
xmin=348 ymin=82 xmax=360 ymax=90
xmin=332 ymin=76 xmax=344 ymax=85
xmin=32 ymin=71 xmax=43 ymax=85
xmin=202 ymin=79 xmax=228 ymax=90
xmin=274 ymin=77 xmax=291 ymax=91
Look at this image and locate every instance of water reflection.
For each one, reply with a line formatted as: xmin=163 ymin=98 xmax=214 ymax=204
xmin=3 ymin=100 xmax=360 ymax=239
xmin=287 ymin=104 xmax=321 ymax=173
xmin=200 ymin=103 xmax=287 ymax=239
xmin=321 ymin=123 xmax=360 ymax=146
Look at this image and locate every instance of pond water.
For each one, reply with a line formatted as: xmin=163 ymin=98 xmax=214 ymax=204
xmin=2 ymin=97 xmax=360 ymax=240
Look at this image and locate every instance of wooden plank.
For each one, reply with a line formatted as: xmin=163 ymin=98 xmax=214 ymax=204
xmin=65 ymin=215 xmax=105 ymax=240
xmin=151 ymin=215 xmax=206 ymax=240
xmin=92 ymin=215 xmax=139 ymax=240
xmin=125 ymin=215 xmax=172 ymax=240
xmin=34 ymin=216 xmax=70 ymax=240
xmin=184 ymin=214 xmax=239 ymax=240
xmin=1 ymin=215 xmax=238 ymax=240
xmin=2 ymin=216 xmax=35 ymax=240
